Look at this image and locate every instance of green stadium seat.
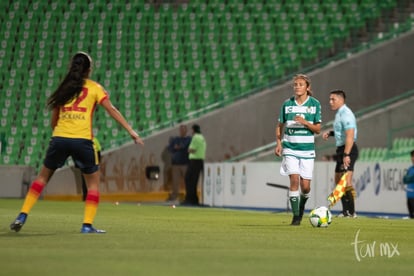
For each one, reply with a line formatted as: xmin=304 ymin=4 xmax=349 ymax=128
xmin=0 ymin=0 xmax=410 ymax=166
xmin=378 ymin=0 xmax=397 ymax=10
xmin=359 ymin=148 xmax=369 ymax=161
xmin=409 ymin=138 xmax=414 ymax=148
xmin=360 ymin=0 xmax=382 ymax=20
xmin=342 ymin=2 xmax=365 ymax=29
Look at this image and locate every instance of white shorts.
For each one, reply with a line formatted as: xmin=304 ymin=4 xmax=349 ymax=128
xmin=280 ymin=155 xmax=314 ymax=180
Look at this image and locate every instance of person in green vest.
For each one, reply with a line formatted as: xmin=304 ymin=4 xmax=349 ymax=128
xmin=182 ymin=124 xmax=206 ymax=206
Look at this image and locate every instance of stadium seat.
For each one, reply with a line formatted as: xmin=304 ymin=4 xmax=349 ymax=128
xmin=0 ymin=0 xmax=411 ymax=167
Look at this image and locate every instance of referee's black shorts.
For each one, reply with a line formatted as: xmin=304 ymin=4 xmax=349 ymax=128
xmin=335 ymin=143 xmax=358 ymax=173
xmin=43 ymin=137 xmax=99 ymax=174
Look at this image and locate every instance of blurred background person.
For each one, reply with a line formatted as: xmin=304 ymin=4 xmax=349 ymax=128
xmin=403 ymin=150 xmax=414 ymax=219
xmin=182 ymin=124 xmax=206 ymax=206
xmin=167 ymin=124 xmax=191 ymax=202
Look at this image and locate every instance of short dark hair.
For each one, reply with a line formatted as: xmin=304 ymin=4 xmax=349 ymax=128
xmin=411 ymin=150 xmax=414 ymax=157
xmin=330 ymin=89 xmax=346 ymax=100
xmin=192 ymin=124 xmax=201 ymax=133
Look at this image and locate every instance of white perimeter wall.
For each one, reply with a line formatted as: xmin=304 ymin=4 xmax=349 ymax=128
xmin=203 ymin=161 xmax=410 ymax=216
xmin=1 ymin=161 xmax=409 ymax=217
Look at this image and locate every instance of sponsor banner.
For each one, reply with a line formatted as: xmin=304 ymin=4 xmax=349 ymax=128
xmin=203 ymin=163 xmax=214 ymax=206
xmin=203 ymin=162 xmax=409 ymax=215
xmin=203 ymin=163 xmax=226 ymax=207
xmin=212 ymin=163 xmax=225 ymax=207
xmin=352 ymin=162 xmax=408 ymax=213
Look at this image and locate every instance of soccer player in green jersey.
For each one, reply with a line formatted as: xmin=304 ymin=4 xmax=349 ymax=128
xmin=275 ymin=74 xmax=322 ymax=225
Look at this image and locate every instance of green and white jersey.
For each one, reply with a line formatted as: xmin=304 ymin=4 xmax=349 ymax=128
xmin=278 ymin=96 xmax=322 ymax=159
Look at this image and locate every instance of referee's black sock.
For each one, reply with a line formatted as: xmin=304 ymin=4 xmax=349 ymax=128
xmin=345 ymin=187 xmax=356 ymax=215
xmin=341 ymin=194 xmax=350 ymax=216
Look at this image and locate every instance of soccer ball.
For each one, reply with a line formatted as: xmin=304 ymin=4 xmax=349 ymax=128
xmin=309 ymin=206 xmax=332 ymax=228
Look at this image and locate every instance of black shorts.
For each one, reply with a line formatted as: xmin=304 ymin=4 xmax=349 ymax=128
xmin=335 ymin=143 xmax=359 ymax=173
xmin=43 ymin=137 xmax=99 ymax=174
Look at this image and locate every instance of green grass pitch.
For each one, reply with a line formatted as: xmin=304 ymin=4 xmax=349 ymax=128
xmin=0 ymin=199 xmax=413 ymax=275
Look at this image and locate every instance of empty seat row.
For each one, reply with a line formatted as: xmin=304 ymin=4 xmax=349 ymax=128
xmin=0 ymin=0 xmax=406 ymax=167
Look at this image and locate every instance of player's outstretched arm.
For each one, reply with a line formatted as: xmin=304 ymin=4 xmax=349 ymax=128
xmin=100 ymin=98 xmax=144 ymax=145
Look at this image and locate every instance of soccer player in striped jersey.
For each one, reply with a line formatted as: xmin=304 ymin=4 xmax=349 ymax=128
xmin=275 ymin=74 xmax=322 ymax=225
xmin=10 ymin=52 xmax=144 ymax=233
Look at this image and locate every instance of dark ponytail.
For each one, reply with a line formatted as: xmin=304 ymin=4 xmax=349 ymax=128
xmin=47 ymin=52 xmax=92 ymax=109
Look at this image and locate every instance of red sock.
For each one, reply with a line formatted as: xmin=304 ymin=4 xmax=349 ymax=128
xmin=83 ymin=190 xmax=99 ymax=225
xmin=21 ymin=181 xmax=45 ymax=214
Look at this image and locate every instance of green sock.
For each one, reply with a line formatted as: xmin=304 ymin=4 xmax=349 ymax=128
xmin=289 ymin=191 xmax=300 ymax=216
xmin=299 ymin=193 xmax=310 ymax=216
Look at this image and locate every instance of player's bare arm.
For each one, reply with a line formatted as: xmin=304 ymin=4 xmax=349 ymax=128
xmin=343 ymin=128 xmax=355 ymax=168
xmin=344 ymin=128 xmax=355 ymax=153
xmin=100 ymin=98 xmax=144 ymax=146
xmin=322 ymin=130 xmax=332 ymax=140
xmin=274 ymin=122 xmax=284 ymax=156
